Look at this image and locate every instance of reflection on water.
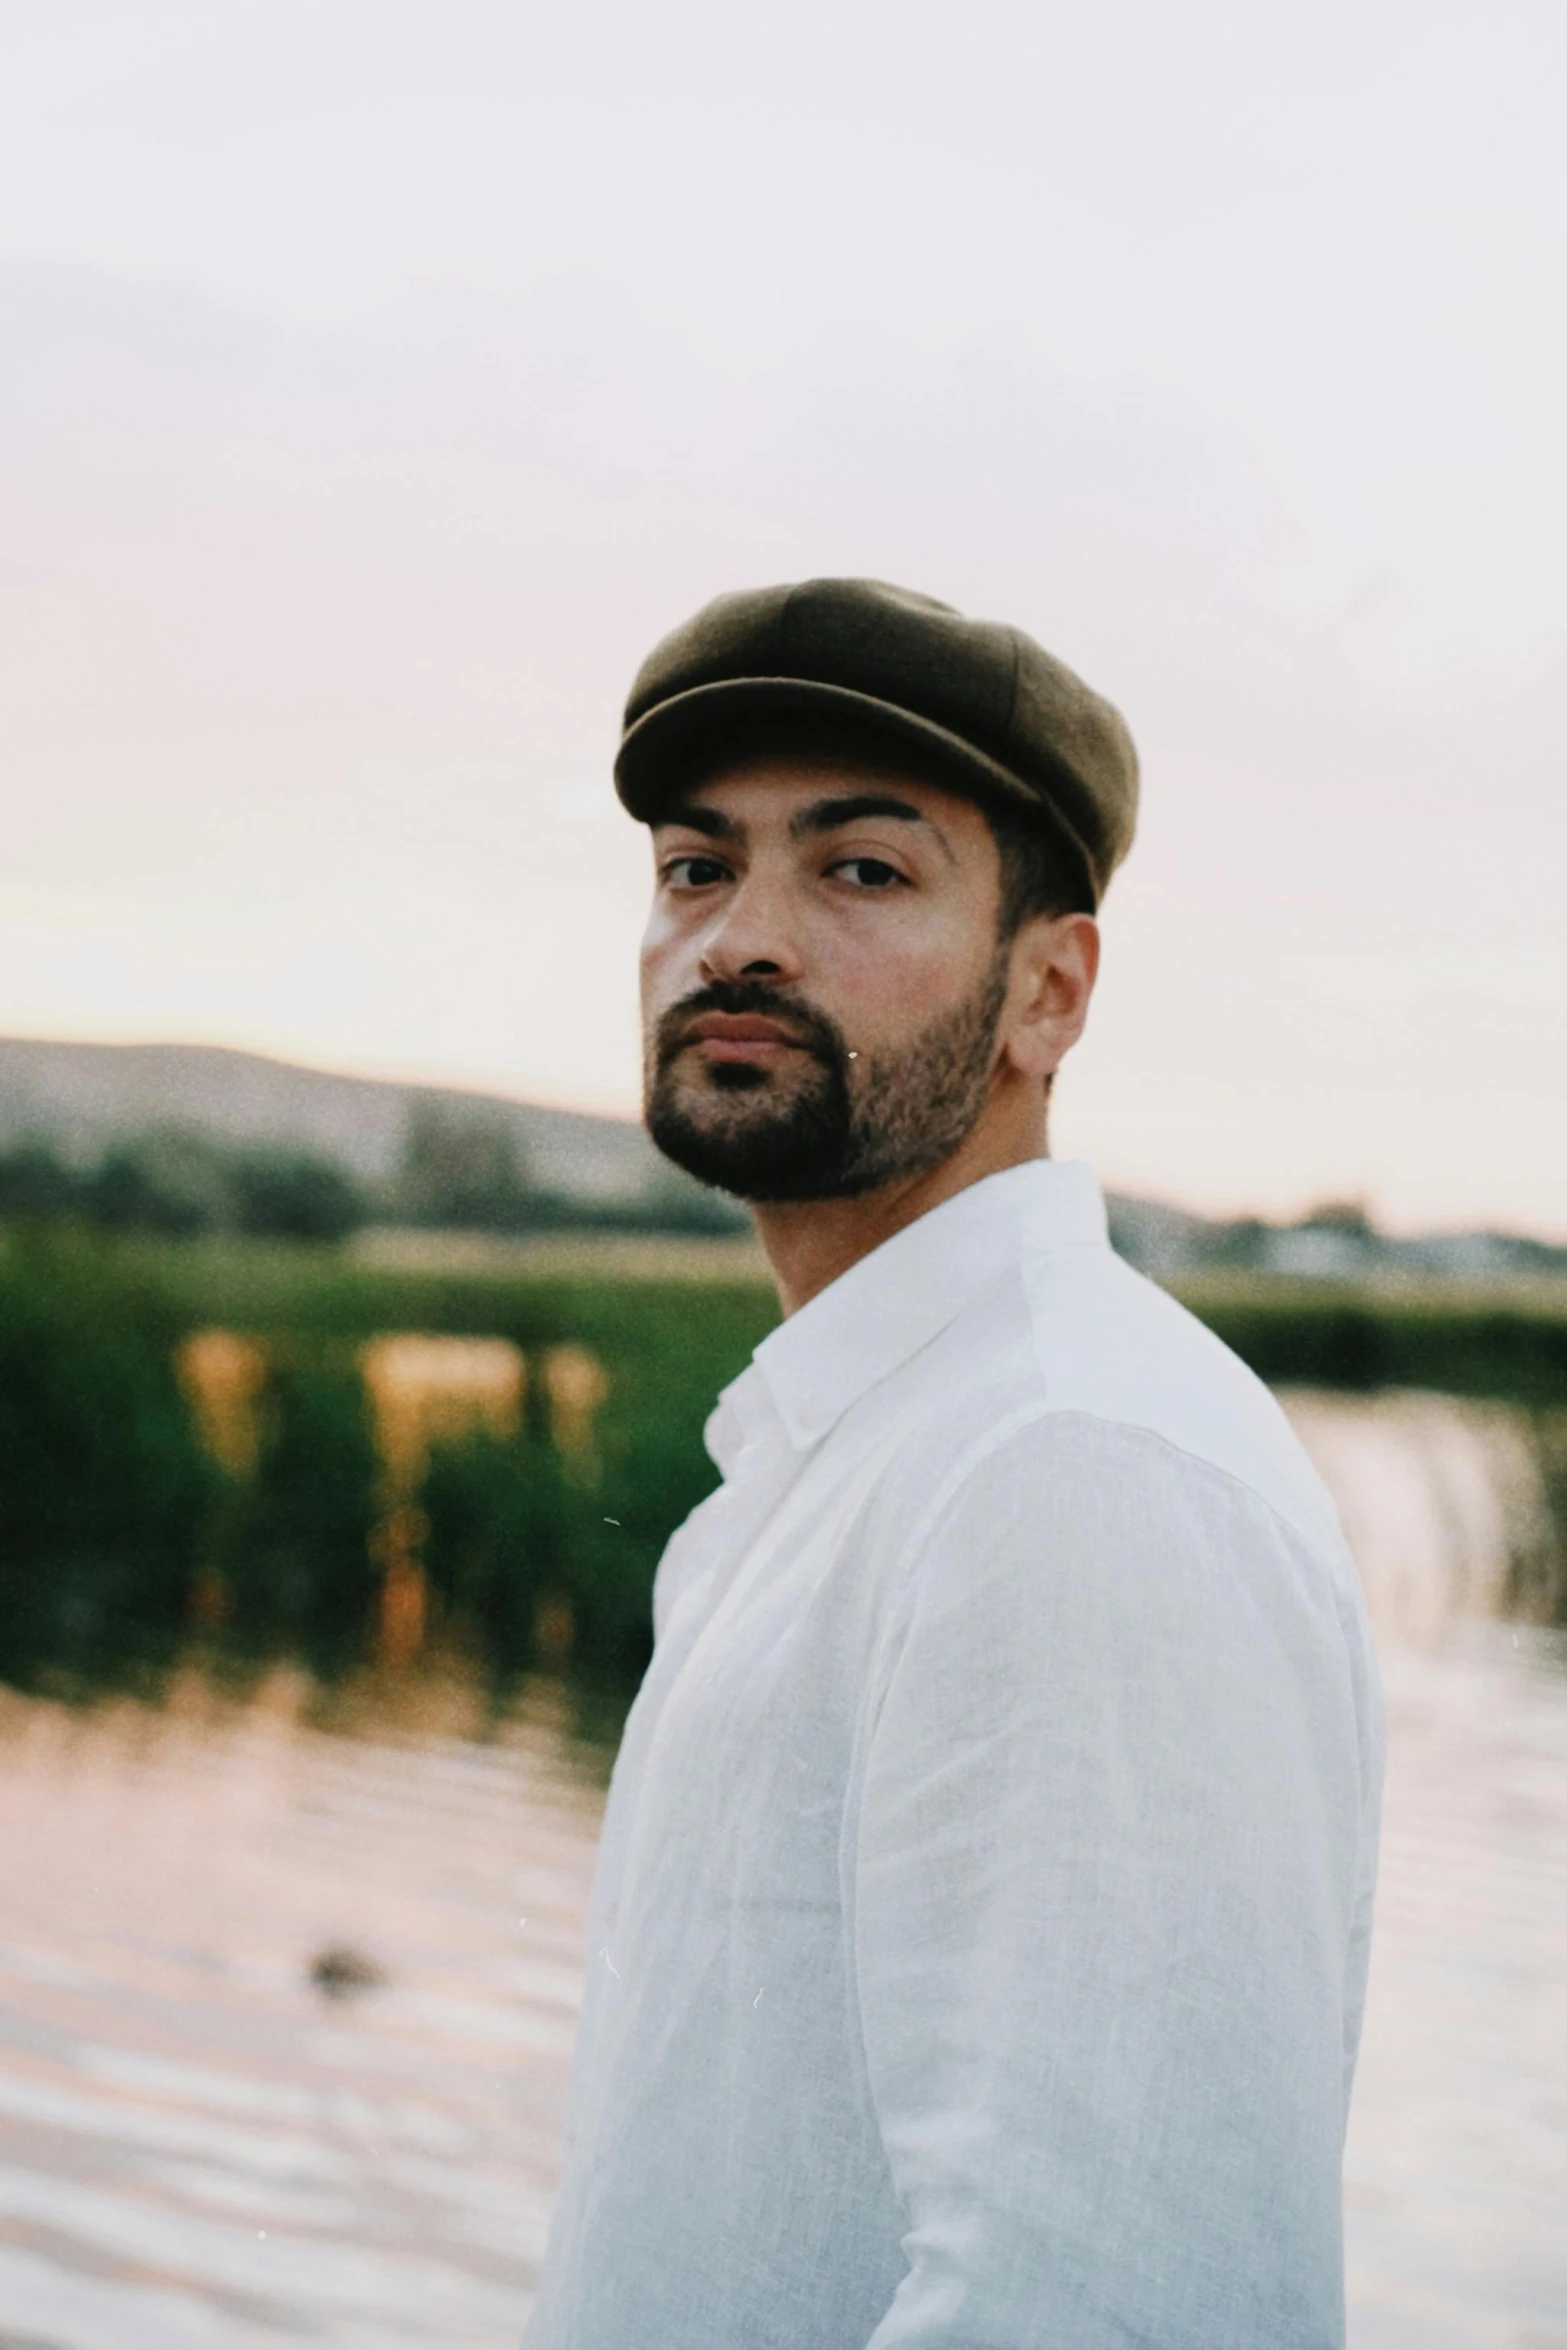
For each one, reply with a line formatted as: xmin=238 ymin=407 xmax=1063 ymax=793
xmin=0 ymin=1389 xmax=1563 ymax=2347
xmin=0 ymin=1674 xmax=605 ymax=2347
xmin=1282 ymin=1389 xmax=1563 ymax=1642
xmin=1342 ymin=1626 xmax=1567 ymax=2349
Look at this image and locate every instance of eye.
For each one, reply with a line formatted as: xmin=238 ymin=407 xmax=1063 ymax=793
xmin=831 ymin=856 xmax=906 ymax=890
xmin=662 ymin=854 xmax=731 ymax=890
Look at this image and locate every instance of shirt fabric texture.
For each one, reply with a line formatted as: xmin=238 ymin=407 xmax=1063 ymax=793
xmin=522 ymin=1159 xmax=1385 ymax=2349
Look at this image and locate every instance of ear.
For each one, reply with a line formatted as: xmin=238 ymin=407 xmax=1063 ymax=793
xmin=998 ymin=912 xmax=1100 ymax=1082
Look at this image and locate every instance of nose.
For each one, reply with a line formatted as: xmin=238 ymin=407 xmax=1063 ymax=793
xmin=697 ymin=866 xmax=805 ymax=989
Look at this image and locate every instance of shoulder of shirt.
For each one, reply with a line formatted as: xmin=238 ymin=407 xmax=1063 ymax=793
xmin=888 ymin=1238 xmax=1343 ymax=1557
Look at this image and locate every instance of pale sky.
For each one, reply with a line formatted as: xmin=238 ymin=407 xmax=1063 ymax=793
xmin=2 ymin=0 xmax=1564 ymax=1233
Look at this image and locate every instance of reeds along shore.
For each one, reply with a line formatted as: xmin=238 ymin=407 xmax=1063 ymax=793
xmin=1 ymin=1227 xmax=1564 ymax=1703
xmin=0 ymin=1229 xmax=776 ymax=1701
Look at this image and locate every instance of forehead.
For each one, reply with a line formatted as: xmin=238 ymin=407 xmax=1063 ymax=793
xmin=654 ymin=749 xmax=993 ymax=844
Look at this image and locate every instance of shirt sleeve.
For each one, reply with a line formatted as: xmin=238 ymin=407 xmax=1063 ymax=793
xmin=851 ymin=1411 xmax=1380 ymax=2350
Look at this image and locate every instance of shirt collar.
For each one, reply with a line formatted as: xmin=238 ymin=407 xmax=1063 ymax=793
xmin=705 ymin=1159 xmax=1107 ymax=1473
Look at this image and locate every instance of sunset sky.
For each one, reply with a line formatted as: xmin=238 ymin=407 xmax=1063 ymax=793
xmin=2 ymin=0 xmax=1564 ymax=1234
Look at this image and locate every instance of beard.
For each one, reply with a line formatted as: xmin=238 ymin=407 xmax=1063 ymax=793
xmin=643 ymin=954 xmax=1011 ymax=1203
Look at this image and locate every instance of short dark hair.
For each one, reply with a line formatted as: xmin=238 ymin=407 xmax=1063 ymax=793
xmin=984 ymin=794 xmax=1095 ymax=937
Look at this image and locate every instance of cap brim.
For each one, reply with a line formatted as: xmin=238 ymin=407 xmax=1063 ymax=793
xmin=619 ymin=674 xmax=1096 ymax=872
xmin=615 ymin=674 xmax=1050 ymax=812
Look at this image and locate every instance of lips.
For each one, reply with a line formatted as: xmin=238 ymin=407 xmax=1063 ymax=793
xmin=677 ymin=1010 xmax=814 ymax=1066
xmin=687 ymin=1014 xmax=804 ymax=1045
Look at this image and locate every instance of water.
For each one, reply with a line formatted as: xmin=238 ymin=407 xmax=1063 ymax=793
xmin=0 ymin=1676 xmax=601 ymax=2348
xmin=0 ymin=1390 xmax=1562 ymax=2347
xmin=1344 ymin=1628 xmax=1567 ymax=2348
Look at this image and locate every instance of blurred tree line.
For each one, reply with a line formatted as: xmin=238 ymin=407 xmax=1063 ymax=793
xmin=0 ymin=1129 xmax=363 ymax=1240
xmin=0 ymin=1101 xmax=745 ymax=1244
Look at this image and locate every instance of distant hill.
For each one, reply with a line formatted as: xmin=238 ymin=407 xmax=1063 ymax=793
xmin=0 ymin=1035 xmax=668 ymax=1202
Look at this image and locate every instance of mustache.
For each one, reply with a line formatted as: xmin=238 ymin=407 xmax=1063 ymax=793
xmin=656 ymin=979 xmax=847 ymax=1066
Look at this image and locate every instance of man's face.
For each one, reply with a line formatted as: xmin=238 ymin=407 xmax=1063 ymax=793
xmin=640 ymin=752 xmax=1015 ymax=1202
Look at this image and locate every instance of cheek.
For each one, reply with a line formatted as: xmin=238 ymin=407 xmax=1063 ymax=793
xmin=640 ymin=907 xmax=690 ymax=1009
xmin=820 ymin=906 xmax=988 ymax=1029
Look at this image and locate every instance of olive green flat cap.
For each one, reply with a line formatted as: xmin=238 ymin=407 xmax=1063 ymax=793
xmin=615 ymin=576 xmax=1139 ymax=906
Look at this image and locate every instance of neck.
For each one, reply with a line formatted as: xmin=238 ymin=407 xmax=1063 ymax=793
xmin=750 ymin=1091 xmax=1050 ymax=1316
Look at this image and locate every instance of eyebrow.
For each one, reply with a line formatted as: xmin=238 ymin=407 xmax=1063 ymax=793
xmin=657 ymin=801 xmax=738 ymax=839
xmin=790 ymin=794 xmax=929 ymax=840
xmin=655 ymin=794 xmax=953 ymax=858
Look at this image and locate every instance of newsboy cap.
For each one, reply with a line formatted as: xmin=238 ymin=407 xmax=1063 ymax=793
xmin=614 ymin=577 xmax=1139 ymax=906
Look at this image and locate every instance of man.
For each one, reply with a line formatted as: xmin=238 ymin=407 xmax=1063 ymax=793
xmin=523 ymin=578 xmax=1384 ymax=2348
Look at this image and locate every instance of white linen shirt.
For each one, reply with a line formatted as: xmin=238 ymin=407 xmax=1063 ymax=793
xmin=523 ymin=1160 xmax=1385 ymax=2350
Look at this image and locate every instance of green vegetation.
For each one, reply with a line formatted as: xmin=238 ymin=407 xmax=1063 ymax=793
xmin=0 ymin=1228 xmax=775 ymax=1702
xmin=2 ymin=1229 xmax=1564 ymax=1707
xmin=0 ymin=1129 xmax=365 ymax=1241
xmin=224 ymin=1346 xmax=385 ymax=1679
xmin=1174 ymin=1273 xmax=1567 ymax=1408
xmin=0 ymin=1232 xmax=215 ymax=1693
